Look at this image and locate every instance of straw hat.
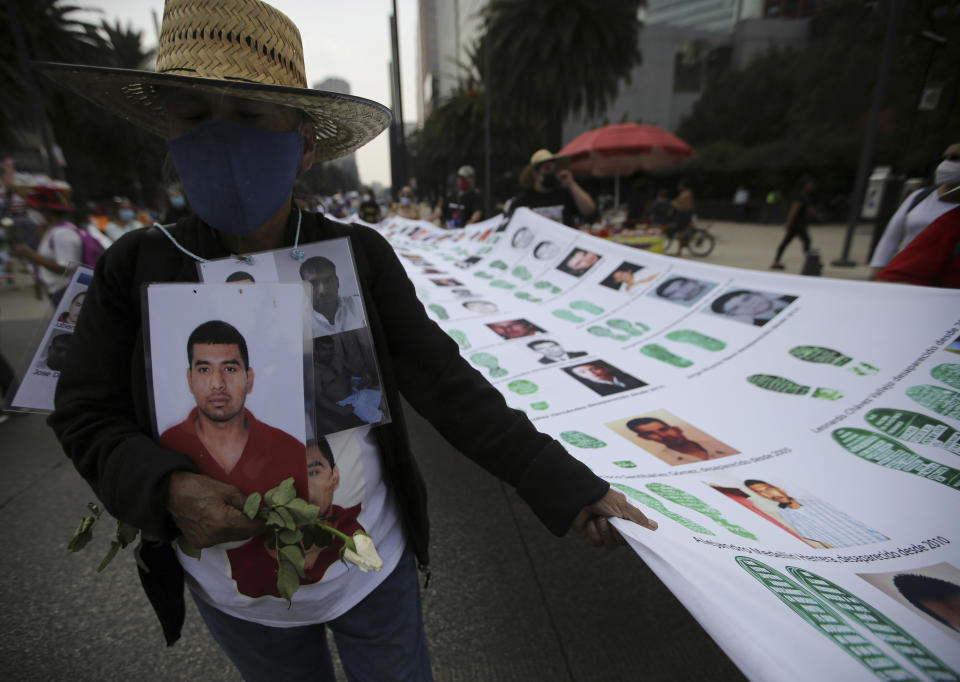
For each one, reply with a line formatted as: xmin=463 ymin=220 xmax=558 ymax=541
xmin=519 ymin=149 xmax=570 ymax=188
xmin=34 ymin=0 xmax=391 ymax=163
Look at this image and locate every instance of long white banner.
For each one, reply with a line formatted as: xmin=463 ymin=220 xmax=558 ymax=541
xmin=373 ymin=208 xmax=960 ymax=682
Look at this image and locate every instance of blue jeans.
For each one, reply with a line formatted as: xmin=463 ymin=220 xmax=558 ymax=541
xmin=191 ymin=546 xmax=433 ymax=682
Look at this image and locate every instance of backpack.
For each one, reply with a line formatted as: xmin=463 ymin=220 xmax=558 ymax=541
xmin=905 ymin=185 xmax=936 ymax=214
xmin=65 ymin=222 xmax=105 ymax=268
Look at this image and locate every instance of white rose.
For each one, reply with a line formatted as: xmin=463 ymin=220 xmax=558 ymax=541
xmin=342 ymin=532 xmax=383 ymax=572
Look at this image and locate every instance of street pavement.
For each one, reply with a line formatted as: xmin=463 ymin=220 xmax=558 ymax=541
xmin=0 ymin=220 xmax=877 ymax=681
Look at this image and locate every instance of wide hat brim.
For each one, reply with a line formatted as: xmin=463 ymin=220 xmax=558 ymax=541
xmin=519 ymin=152 xmax=570 ymax=188
xmin=35 ymin=62 xmax=392 ymax=163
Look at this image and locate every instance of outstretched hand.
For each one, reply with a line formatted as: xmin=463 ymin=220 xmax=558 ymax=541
xmin=572 ymin=488 xmax=657 ymax=549
xmin=167 ymin=471 xmax=265 ymax=548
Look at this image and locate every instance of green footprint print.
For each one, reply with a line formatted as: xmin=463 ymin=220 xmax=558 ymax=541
xmin=559 ymin=431 xmax=607 ymax=448
xmin=789 ymin=345 xmax=878 ymax=376
xmin=588 ymin=326 xmax=629 ymax=342
xmin=864 ymin=408 xmax=959 ymax=454
xmin=613 ymin=461 xmax=636 ymax=468
xmin=508 ymin=379 xmax=538 ymax=395
xmin=641 ymin=344 xmax=693 ymax=368
xmin=612 ymin=484 xmax=714 ymax=535
xmin=533 ymin=280 xmax=553 ymax=290
xmin=428 ymin=304 xmax=448 ymax=320
xmin=446 ymin=329 xmax=470 ymax=350
xmin=747 ymin=374 xmax=843 ymax=400
xmin=490 ymin=280 xmax=516 ymax=290
xmin=474 ymin=271 xmax=493 ymax=279
xmin=470 ymin=352 xmax=508 ymax=378
xmin=906 ymin=385 xmax=960 ymax=421
xmin=932 ymin=363 xmax=960 ymax=389
xmin=490 ymin=260 xmax=508 ymax=270
xmin=667 ymin=329 xmax=726 ymax=351
xmin=514 ymin=291 xmax=543 ymax=302
xmin=646 ymin=483 xmax=757 ymax=539
xmin=511 ymin=266 xmax=532 ymax=281
xmin=569 ymin=300 xmax=604 ymax=315
xmin=529 ymin=401 xmax=550 ymax=410
xmin=607 ymin=319 xmax=647 ymax=336
xmin=553 ymin=309 xmax=584 ymax=323
xmin=832 ymin=427 xmax=960 ymax=490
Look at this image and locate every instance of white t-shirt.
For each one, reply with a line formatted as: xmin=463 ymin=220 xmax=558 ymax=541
xmin=869 ymin=188 xmax=956 ymax=267
xmin=311 ymin=295 xmax=364 ymax=337
xmin=182 ymin=425 xmax=406 ymax=627
xmin=37 ymin=223 xmax=82 ymax=294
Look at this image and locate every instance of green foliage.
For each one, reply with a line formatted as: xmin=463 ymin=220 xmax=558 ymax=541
xmin=677 ymin=0 xmax=960 ymax=193
xmin=1 ymin=1 xmax=166 ymax=205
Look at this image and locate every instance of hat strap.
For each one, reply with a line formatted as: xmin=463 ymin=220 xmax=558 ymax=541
xmin=151 ymin=208 xmax=304 ymax=265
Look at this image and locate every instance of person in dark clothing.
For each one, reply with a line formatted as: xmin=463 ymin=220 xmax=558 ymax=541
xmin=37 ymin=1 xmax=656 ymax=679
xmin=771 ymin=176 xmax=818 ymax=270
xmin=508 ymin=149 xmax=595 ymax=227
xmin=433 ymin=165 xmax=483 ymax=228
xmin=357 ymin=187 xmax=382 ymax=224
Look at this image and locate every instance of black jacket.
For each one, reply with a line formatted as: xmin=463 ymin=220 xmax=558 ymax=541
xmin=48 ymin=210 xmax=608 ymax=644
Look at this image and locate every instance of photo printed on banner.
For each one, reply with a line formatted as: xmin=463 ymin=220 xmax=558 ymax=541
xmin=556 ymin=247 xmax=603 ymax=278
xmin=704 ymin=286 xmax=798 ymax=327
xmin=562 ymin=359 xmax=647 ymax=396
xmin=598 ymin=261 xmax=657 ymax=292
xmin=648 ymin=275 xmax=718 ymax=306
xmin=859 ymin=562 xmax=960 ymax=641
xmin=705 ymin=475 xmax=888 ymax=549
xmin=605 ymin=408 xmax=740 ymax=466
xmin=487 ymin=318 xmax=546 ymax=340
xmin=525 ymin=337 xmax=589 ymax=365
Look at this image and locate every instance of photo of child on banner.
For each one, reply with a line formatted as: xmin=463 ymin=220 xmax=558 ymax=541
xmin=197 ymin=237 xmax=390 ymax=437
xmin=7 ymin=264 xmax=93 ymax=411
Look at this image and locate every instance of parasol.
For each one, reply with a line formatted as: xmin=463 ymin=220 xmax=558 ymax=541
xmin=558 ymin=123 xmax=694 ymax=208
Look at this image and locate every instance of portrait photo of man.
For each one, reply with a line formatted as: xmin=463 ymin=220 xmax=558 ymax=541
xmin=563 ymin=360 xmax=646 ymax=396
xmin=159 ymin=320 xmax=307 ymax=489
xmin=487 ymin=318 xmax=546 ymax=340
xmin=462 ymin=300 xmax=499 ymax=315
xmin=743 ymin=478 xmax=887 ymax=548
xmin=649 ymin=276 xmax=717 ymax=307
xmin=299 ymin=255 xmax=365 ymax=338
xmin=226 ymin=437 xmax=364 ymax=598
xmin=610 ymin=409 xmax=739 ymax=466
xmin=556 ymin=247 xmax=602 ymax=278
xmin=312 ymin=330 xmax=386 ymax=435
xmin=706 ymin=288 xmax=797 ymax=327
xmin=527 ymin=339 xmax=588 ymax=365
xmin=225 ymin=271 xmax=255 ymax=284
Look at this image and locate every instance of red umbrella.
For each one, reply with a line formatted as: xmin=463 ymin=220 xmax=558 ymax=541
xmin=558 ymin=123 xmax=694 ymax=207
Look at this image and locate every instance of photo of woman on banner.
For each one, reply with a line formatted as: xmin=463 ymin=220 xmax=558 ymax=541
xmin=57 ymin=291 xmax=86 ymax=326
xmin=706 ymin=287 xmax=797 ymax=327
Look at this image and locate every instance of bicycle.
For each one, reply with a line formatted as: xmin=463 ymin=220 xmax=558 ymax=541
xmin=662 ymin=219 xmax=716 ymax=257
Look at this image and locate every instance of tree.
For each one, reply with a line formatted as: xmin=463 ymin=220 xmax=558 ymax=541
xmin=481 ymin=0 xmax=644 ymax=150
xmin=677 ymin=0 xmax=960 ymax=197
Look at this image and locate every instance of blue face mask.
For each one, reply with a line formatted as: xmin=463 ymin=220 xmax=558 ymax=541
xmin=118 ymin=208 xmax=136 ymax=222
xmin=169 ymin=195 xmax=186 ymax=209
xmin=167 ymin=120 xmax=304 ymax=235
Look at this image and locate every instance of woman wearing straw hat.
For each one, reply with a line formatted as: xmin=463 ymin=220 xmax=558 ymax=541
xmin=41 ymin=1 xmax=656 ymax=679
xmin=507 ymin=149 xmax=596 ymax=227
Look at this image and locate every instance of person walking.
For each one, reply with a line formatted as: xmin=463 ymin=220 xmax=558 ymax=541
xmin=770 ymin=176 xmax=818 ymax=270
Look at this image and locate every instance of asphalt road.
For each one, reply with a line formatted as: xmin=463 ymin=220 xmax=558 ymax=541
xmin=0 ymin=308 xmax=745 ymax=681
